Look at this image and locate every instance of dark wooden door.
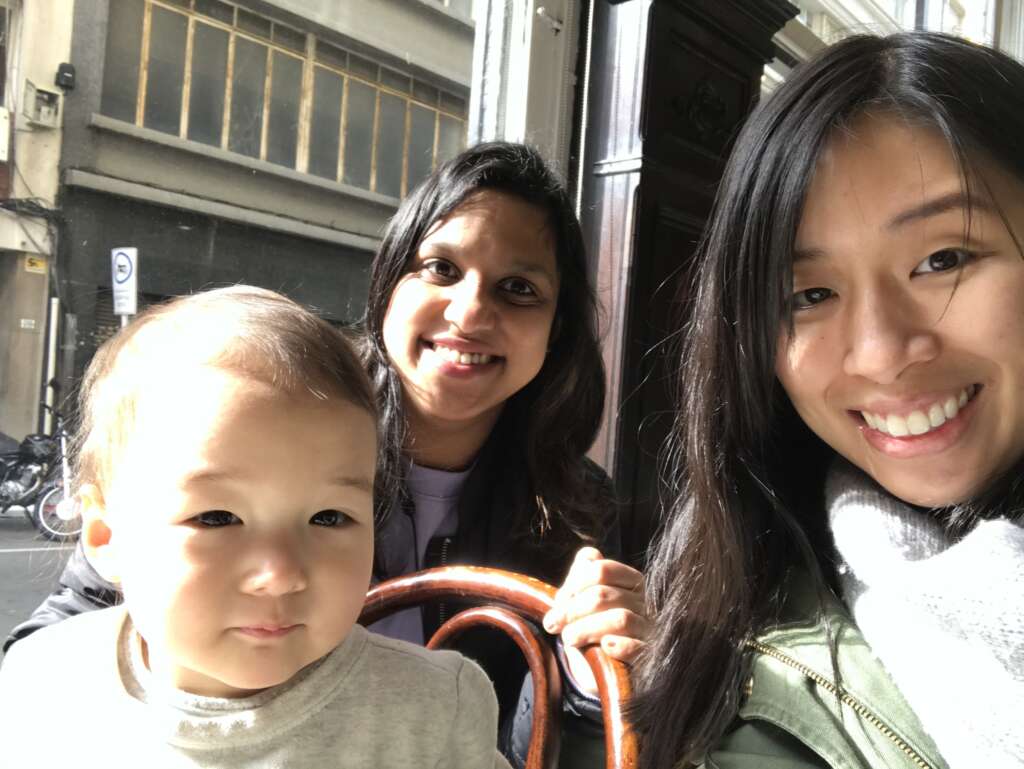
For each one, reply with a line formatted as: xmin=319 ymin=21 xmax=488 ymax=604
xmin=580 ymin=0 xmax=797 ymax=563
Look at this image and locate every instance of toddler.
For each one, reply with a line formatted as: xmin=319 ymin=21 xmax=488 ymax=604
xmin=0 ymin=286 xmax=510 ymax=769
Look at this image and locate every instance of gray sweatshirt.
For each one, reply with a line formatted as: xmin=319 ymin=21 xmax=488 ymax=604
xmin=0 ymin=606 xmax=511 ymax=768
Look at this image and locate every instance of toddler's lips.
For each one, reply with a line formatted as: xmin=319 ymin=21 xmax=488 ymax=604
xmin=235 ymin=624 xmax=301 ymax=638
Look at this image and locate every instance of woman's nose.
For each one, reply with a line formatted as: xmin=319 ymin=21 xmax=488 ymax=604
xmin=443 ymin=276 xmax=496 ymax=333
xmin=240 ymin=541 xmax=308 ymax=597
xmin=842 ymin=284 xmax=940 ymax=384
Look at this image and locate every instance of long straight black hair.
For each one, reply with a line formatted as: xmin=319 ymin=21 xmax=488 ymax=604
xmin=631 ymin=32 xmax=1024 ymax=769
xmin=360 ymin=141 xmax=608 ymax=548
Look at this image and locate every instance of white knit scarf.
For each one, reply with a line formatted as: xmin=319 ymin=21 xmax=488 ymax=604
xmin=827 ymin=460 xmax=1024 ymax=769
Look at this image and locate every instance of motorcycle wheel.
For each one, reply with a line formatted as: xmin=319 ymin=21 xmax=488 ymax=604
xmin=32 ymin=485 xmax=80 ymax=542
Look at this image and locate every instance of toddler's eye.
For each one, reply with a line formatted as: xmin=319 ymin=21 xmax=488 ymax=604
xmin=791 ymin=287 xmax=834 ymax=310
xmin=310 ymin=510 xmax=351 ymax=527
xmin=912 ymin=248 xmax=971 ymax=275
xmin=192 ymin=510 xmax=239 ymax=527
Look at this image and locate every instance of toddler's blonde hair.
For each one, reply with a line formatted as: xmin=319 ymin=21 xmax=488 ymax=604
xmin=74 ymin=285 xmax=375 ymax=497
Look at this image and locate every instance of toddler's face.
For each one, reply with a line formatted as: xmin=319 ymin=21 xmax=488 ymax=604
xmin=86 ymin=367 xmax=376 ymax=697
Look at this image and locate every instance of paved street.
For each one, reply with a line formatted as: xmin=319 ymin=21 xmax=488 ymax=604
xmin=0 ymin=510 xmax=74 ymax=648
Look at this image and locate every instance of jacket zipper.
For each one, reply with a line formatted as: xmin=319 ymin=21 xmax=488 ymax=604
xmin=437 ymin=536 xmax=453 ymax=625
xmin=747 ymin=640 xmax=934 ymax=769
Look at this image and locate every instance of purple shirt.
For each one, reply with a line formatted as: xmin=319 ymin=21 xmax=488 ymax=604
xmin=368 ymin=461 xmax=469 ymax=645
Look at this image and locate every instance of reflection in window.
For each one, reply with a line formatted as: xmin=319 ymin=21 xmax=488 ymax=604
xmin=408 ymin=105 xmax=436 ymax=192
xmin=343 ymin=80 xmax=375 ymax=190
xmin=228 ymin=37 xmax=267 ymax=159
xmin=99 ymin=0 xmax=469 ymax=198
xmin=102 ymin=0 xmax=145 ymax=122
xmin=375 ymin=93 xmax=406 ymax=198
xmin=188 ymin=23 xmax=228 ymax=147
xmin=438 ymin=115 xmax=463 ymax=166
xmin=267 ymin=51 xmax=303 ymax=167
xmin=143 ymin=6 xmax=188 ymax=134
xmin=308 ymin=68 xmax=344 ymax=180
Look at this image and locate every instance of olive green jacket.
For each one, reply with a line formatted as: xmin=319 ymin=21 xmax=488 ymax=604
xmin=704 ymin=581 xmax=948 ymax=769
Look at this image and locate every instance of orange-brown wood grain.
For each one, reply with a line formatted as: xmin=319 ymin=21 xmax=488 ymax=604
xmin=360 ymin=566 xmax=637 ymax=769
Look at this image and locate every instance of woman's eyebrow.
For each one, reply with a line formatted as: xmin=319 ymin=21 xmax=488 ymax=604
xmin=887 ymin=191 xmax=995 ymax=230
xmin=793 ymin=247 xmax=827 ymax=264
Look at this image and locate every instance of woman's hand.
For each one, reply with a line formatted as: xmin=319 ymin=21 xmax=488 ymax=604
xmin=542 ymin=547 xmax=650 ymax=696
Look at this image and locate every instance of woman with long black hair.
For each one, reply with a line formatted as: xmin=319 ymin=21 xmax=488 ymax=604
xmin=632 ymin=33 xmax=1024 ymax=769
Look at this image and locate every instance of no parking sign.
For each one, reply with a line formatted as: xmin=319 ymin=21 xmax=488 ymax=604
xmin=111 ymin=247 xmax=138 ymax=316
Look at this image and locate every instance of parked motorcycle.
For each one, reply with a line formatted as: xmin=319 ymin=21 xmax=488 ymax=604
xmin=0 ymin=399 xmax=79 ymax=542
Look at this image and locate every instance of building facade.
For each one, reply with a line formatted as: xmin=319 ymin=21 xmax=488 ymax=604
xmin=47 ymin=0 xmax=473 ymax=422
xmin=0 ymin=1 xmax=72 ymax=440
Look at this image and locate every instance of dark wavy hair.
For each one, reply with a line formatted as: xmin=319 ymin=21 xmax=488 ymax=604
xmin=631 ymin=32 xmax=1024 ymax=769
xmin=360 ymin=141 xmax=607 ymax=544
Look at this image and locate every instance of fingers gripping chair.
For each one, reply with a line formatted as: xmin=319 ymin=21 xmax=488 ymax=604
xmin=359 ymin=566 xmax=638 ymax=769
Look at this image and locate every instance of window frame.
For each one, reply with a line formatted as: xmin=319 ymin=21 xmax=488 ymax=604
xmin=112 ymin=0 xmax=470 ymax=198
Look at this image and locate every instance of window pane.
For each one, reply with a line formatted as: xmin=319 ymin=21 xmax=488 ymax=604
xmin=237 ymin=9 xmax=272 ymax=39
xmin=272 ymin=24 xmax=306 ymax=54
xmin=347 ymin=53 xmax=377 ymax=81
xmin=194 ymin=0 xmax=234 ymax=24
xmin=101 ymin=0 xmax=144 ymax=122
xmin=449 ymin=0 xmax=473 ymax=17
xmin=380 ymin=67 xmax=410 ymax=94
xmin=228 ymin=37 xmax=268 ymax=158
xmin=187 ymin=23 xmax=228 ymax=147
xmin=316 ymin=41 xmax=347 ymax=70
xmin=412 ymin=80 xmax=438 ymax=106
xmin=439 ymin=91 xmax=467 ymax=118
xmin=437 ymin=115 xmax=463 ymax=165
xmin=308 ymin=67 xmax=343 ymax=180
xmin=343 ymin=80 xmax=375 ymax=189
xmin=266 ymin=52 xmax=303 ymax=167
xmin=407 ymin=105 xmax=435 ymax=192
xmin=143 ymin=7 xmax=188 ymax=135
xmin=375 ymin=93 xmax=406 ymax=197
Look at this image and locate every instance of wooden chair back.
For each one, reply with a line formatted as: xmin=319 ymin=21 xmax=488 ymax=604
xmin=359 ymin=566 xmax=638 ymax=769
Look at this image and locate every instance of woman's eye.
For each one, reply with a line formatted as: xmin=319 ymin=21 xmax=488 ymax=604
xmin=310 ymin=510 xmax=351 ymax=527
xmin=192 ymin=510 xmax=240 ymax=527
xmin=419 ymin=259 xmax=459 ymax=282
xmin=499 ymin=277 xmax=539 ymax=302
xmin=791 ymin=287 xmax=835 ymax=310
xmin=911 ymin=248 xmax=971 ymax=275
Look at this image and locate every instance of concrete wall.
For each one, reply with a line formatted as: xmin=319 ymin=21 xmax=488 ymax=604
xmin=0 ymin=0 xmax=73 ymax=438
xmin=0 ymin=253 xmax=49 ymax=439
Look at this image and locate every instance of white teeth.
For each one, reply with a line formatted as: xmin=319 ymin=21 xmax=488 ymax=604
xmin=943 ymin=396 xmax=958 ymax=420
xmin=865 ymin=387 xmax=975 ymax=438
xmin=886 ymin=414 xmax=910 ymax=437
xmin=928 ymin=404 xmax=946 ymax=429
xmin=431 ymin=344 xmax=492 ymax=365
xmin=906 ymin=411 xmax=930 ymax=435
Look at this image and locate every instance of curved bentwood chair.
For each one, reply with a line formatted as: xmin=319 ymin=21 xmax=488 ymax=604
xmin=359 ymin=566 xmax=638 ymax=769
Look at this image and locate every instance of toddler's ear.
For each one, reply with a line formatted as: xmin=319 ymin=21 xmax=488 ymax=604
xmin=78 ymin=484 xmax=120 ymax=584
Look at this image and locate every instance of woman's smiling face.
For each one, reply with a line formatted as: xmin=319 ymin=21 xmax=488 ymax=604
xmin=775 ymin=115 xmax=1024 ymax=507
xmin=382 ymin=189 xmax=559 ymax=444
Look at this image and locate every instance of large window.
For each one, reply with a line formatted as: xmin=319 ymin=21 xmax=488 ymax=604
xmin=787 ymin=0 xmax=999 ymax=45
xmin=769 ymin=0 xmax=1016 ymax=91
xmin=100 ymin=0 xmax=469 ymax=198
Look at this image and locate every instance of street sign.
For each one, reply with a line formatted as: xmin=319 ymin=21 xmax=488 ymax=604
xmin=111 ymin=247 xmax=138 ymax=316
